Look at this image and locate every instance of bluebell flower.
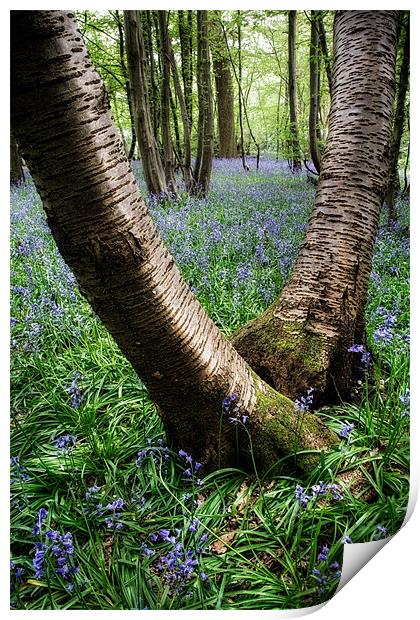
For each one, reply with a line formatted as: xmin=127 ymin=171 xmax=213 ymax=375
xmin=317 ymin=545 xmax=329 ymax=562
xmin=294 ymin=387 xmax=314 ymax=412
xmin=338 ymin=422 xmax=355 ymax=439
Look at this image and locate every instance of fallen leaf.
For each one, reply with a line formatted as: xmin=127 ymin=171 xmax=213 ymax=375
xmin=211 ymin=531 xmax=236 ymax=554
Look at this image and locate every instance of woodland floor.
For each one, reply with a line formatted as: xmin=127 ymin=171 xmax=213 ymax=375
xmin=10 ymin=158 xmax=410 ymax=610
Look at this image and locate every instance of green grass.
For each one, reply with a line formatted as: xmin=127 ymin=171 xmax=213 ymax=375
xmin=10 ymin=161 xmax=409 ymax=609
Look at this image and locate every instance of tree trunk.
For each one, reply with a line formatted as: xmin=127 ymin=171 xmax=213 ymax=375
xmin=309 ymin=11 xmax=322 ymax=174
xmin=288 ymin=11 xmax=301 ymax=172
xmin=158 ymin=11 xmax=178 ymax=196
xmin=232 ymin=11 xmax=398 ymax=405
xmin=114 ymin=11 xmax=136 ymax=161
xmin=169 ymin=46 xmax=194 ymax=192
xmin=178 ymin=10 xmax=194 ymax=132
xmin=10 ymin=131 xmax=25 ymax=185
xmin=142 ymin=11 xmax=161 ymax=145
xmin=11 ymin=10 xmax=338 ymax=475
xmin=318 ymin=12 xmax=333 ymax=100
xmin=210 ymin=14 xmax=236 ymax=159
xmin=123 ymin=11 xmax=167 ymax=197
xmin=384 ymin=11 xmax=410 ymax=224
xmin=192 ymin=11 xmax=214 ymax=197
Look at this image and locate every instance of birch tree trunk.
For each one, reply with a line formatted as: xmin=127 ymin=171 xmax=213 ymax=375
xmin=233 ymin=11 xmax=398 ymax=405
xmin=123 ymin=10 xmax=167 ymax=196
xmin=11 ymin=10 xmax=338 ymax=474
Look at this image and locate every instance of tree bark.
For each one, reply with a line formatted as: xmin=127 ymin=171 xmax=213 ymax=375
xmin=288 ymin=11 xmax=301 ymax=172
xmin=192 ymin=11 xmax=214 ymax=197
xmin=158 ymin=11 xmax=178 ymax=196
xmin=210 ymin=14 xmax=236 ymax=159
xmin=318 ymin=12 xmax=333 ymax=100
xmin=123 ymin=10 xmax=167 ymax=196
xmin=178 ymin=10 xmax=194 ymax=132
xmin=309 ymin=11 xmax=322 ymax=174
xmin=384 ymin=11 xmax=410 ymax=224
xmin=232 ymin=11 xmax=398 ymax=405
xmin=114 ymin=10 xmax=136 ymax=161
xmin=10 ymin=131 xmax=25 ymax=185
xmin=169 ymin=46 xmax=194 ymax=192
xmin=11 ymin=10 xmax=338 ymax=475
xmin=142 ymin=11 xmax=161 ymax=144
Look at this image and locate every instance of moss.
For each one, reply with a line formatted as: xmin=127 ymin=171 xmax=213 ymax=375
xmin=249 ymin=378 xmax=339 ymax=475
xmin=251 ymin=317 xmax=327 ymax=375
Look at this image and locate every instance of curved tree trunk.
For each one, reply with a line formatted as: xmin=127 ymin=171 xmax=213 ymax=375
xmin=11 ymin=10 xmax=338 ymax=474
xmin=158 ymin=11 xmax=178 ymax=196
xmin=192 ymin=11 xmax=214 ymax=197
xmin=384 ymin=11 xmax=410 ymax=224
xmin=123 ymin=10 xmax=167 ymax=196
xmin=232 ymin=11 xmax=398 ymax=405
xmin=288 ymin=11 xmax=301 ymax=172
xmin=10 ymin=131 xmax=25 ymax=185
xmin=309 ymin=11 xmax=322 ymax=174
xmin=210 ymin=14 xmax=236 ymax=159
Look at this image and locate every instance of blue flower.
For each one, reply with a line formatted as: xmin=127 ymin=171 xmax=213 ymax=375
xmin=338 ymin=422 xmax=355 ymax=439
xmin=294 ymin=387 xmax=314 ymax=412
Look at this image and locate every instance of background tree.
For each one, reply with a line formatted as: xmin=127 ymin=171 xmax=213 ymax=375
xmin=287 ymin=11 xmax=301 ymax=172
xmin=308 ymin=11 xmax=322 ymax=174
xmin=233 ymin=11 xmax=399 ymax=404
xmin=192 ymin=11 xmax=214 ymax=196
xmin=384 ymin=11 xmax=410 ymax=224
xmin=210 ymin=13 xmax=236 ymax=158
xmin=123 ymin=10 xmax=167 ymax=196
xmin=10 ymin=131 xmax=25 ymax=185
xmin=11 ymin=9 xmax=339 ymax=474
xmin=158 ymin=11 xmax=178 ymax=196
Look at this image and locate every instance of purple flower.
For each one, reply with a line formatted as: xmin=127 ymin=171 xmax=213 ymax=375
xmin=342 ymin=535 xmax=352 ymax=544
xmin=294 ymin=387 xmax=314 ymax=412
xmin=339 ymin=422 xmax=355 ymax=439
xmin=317 ymin=545 xmax=329 ymax=562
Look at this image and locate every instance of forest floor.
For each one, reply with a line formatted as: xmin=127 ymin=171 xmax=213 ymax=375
xmin=10 ymin=159 xmax=410 ymax=610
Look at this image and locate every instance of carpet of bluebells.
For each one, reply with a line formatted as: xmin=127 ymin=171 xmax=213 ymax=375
xmin=10 ymin=159 xmax=410 ymax=610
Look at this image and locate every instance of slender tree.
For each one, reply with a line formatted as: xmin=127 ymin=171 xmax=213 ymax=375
xmin=384 ymin=11 xmax=410 ymax=224
xmin=309 ymin=11 xmax=322 ymax=174
xmin=10 ymin=131 xmax=25 ymax=185
xmin=11 ymin=10 xmax=339 ymax=474
xmin=169 ymin=46 xmax=194 ymax=191
xmin=318 ymin=12 xmax=333 ymax=99
xmin=142 ymin=11 xmax=161 ymax=143
xmin=210 ymin=13 xmax=236 ymax=158
xmin=158 ymin=10 xmax=178 ymax=196
xmin=113 ymin=10 xmax=136 ymax=161
xmin=233 ymin=11 xmax=399 ymax=404
xmin=287 ymin=11 xmax=301 ymax=172
xmin=123 ymin=10 xmax=167 ymax=196
xmin=178 ymin=10 xmax=194 ymax=131
xmin=192 ymin=11 xmax=214 ymax=197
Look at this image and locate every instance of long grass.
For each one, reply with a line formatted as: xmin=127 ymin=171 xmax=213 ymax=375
xmin=10 ymin=159 xmax=409 ymax=609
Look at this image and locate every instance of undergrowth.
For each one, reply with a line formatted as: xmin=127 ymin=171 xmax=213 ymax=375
xmin=10 ymin=159 xmax=409 ymax=610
